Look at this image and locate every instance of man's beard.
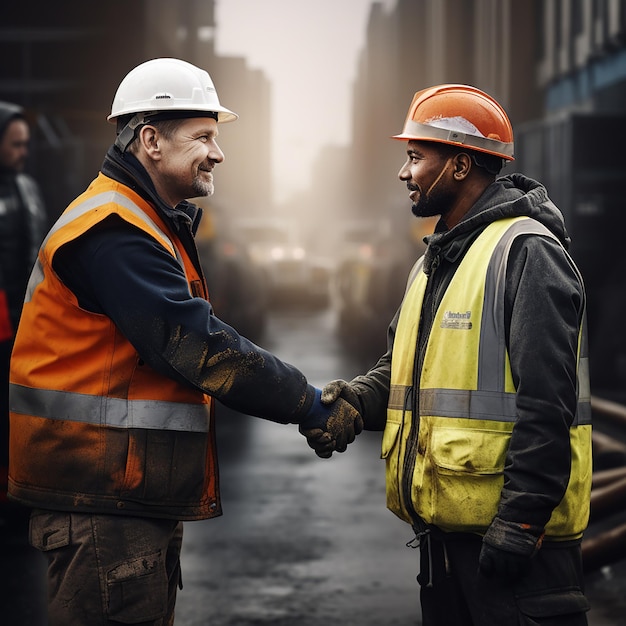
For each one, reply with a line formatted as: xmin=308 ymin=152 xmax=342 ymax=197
xmin=192 ymin=173 xmax=214 ymax=197
xmin=411 ymin=186 xmax=449 ymax=218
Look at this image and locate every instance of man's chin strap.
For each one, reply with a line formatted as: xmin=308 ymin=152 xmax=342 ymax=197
xmin=425 ymin=157 xmax=452 ymax=197
xmin=115 ymin=113 xmax=148 ymax=153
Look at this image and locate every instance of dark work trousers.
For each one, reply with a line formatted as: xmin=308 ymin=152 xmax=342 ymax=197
xmin=30 ymin=509 xmax=183 ymax=626
xmin=416 ymin=529 xmax=589 ymax=626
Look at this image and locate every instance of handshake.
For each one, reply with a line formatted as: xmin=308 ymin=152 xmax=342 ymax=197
xmin=299 ymin=380 xmax=364 ymax=458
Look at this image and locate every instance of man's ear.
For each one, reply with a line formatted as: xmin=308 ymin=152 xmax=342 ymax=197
xmin=452 ymin=152 xmax=472 ymax=180
xmin=137 ymin=125 xmax=161 ymax=161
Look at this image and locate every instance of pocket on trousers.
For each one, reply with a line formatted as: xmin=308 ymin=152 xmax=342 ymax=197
xmin=29 ymin=511 xmax=71 ymax=551
xmin=517 ymin=588 xmax=590 ymax=623
xmin=106 ymin=551 xmax=167 ymax=624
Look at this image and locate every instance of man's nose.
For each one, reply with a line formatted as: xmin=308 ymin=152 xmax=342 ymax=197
xmin=398 ymin=161 xmax=410 ymax=180
xmin=209 ymin=140 xmax=224 ymax=163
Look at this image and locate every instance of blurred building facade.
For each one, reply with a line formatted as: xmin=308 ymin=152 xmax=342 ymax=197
xmin=0 ymin=0 xmax=272 ymax=220
xmin=333 ymin=0 xmax=626 ymax=397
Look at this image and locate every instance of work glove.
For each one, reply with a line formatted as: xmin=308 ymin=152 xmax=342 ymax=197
xmin=320 ymin=379 xmax=362 ymax=413
xmin=478 ymin=516 xmax=545 ymax=581
xmin=299 ymin=388 xmax=364 ymax=458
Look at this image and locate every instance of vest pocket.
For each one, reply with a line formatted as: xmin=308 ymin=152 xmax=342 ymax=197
xmin=381 ymin=419 xmax=401 ymax=459
xmin=427 ymin=425 xmax=511 ymax=532
xmin=382 ymin=416 xmax=410 ymax=521
xmin=122 ymin=429 xmax=209 ymax=505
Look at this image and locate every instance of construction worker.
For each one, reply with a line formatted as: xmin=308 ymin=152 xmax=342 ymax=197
xmin=8 ymin=58 xmax=362 ymax=625
xmin=0 ymin=101 xmax=47 ymax=518
xmin=306 ymin=84 xmax=592 ymax=625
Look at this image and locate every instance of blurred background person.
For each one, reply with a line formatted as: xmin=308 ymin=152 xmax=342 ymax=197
xmin=0 ymin=101 xmax=47 ymax=522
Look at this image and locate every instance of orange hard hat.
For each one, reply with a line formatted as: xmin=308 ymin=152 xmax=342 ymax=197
xmin=392 ymin=84 xmax=514 ymax=161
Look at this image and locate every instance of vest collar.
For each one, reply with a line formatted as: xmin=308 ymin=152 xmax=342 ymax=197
xmin=102 ymin=145 xmax=200 ymax=235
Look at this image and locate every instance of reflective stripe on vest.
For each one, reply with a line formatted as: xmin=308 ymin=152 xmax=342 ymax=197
xmin=10 ymin=384 xmax=211 ymax=432
xmin=383 ymin=216 xmax=592 ymax=538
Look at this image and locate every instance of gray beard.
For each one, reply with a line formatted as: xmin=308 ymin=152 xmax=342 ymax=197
xmin=192 ymin=175 xmax=214 ymax=197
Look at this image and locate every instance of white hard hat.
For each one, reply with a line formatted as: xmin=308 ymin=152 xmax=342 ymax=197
xmin=108 ymin=58 xmax=238 ymax=151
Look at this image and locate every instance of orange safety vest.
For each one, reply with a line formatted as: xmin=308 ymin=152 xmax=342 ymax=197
xmin=8 ymin=173 xmax=220 ymax=520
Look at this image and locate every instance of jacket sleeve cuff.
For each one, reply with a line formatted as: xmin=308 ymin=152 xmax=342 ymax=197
xmin=483 ymin=516 xmax=545 ymax=557
xmin=290 ymin=384 xmax=317 ymax=424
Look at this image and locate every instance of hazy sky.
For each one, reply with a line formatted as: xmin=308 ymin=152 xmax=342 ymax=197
xmin=214 ymin=0 xmax=395 ymax=203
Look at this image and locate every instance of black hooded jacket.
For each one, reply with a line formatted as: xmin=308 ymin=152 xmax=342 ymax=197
xmin=0 ymin=102 xmax=47 ymax=331
xmin=350 ymin=173 xmax=586 ymax=531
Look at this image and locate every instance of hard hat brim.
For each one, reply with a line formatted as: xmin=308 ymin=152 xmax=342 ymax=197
xmin=107 ymin=105 xmax=238 ymax=124
xmin=391 ymin=120 xmax=514 ymax=161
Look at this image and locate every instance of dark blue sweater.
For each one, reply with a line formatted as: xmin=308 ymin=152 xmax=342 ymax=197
xmin=52 ymin=146 xmax=314 ymax=423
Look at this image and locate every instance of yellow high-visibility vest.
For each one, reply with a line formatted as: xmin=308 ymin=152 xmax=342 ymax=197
xmin=383 ymin=217 xmax=592 ymax=539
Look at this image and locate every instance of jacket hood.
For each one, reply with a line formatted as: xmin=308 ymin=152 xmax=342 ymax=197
xmin=422 ymin=173 xmax=570 ymax=274
xmin=468 ymin=173 xmax=569 ymax=245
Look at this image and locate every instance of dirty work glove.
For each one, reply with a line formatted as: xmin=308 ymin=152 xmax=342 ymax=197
xmin=479 ymin=517 xmax=545 ymax=581
xmin=320 ymin=379 xmax=362 ymax=413
xmin=299 ymin=388 xmax=364 ymax=458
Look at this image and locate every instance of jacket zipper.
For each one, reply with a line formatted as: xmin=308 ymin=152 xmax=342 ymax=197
xmin=401 ymin=254 xmax=442 ymax=526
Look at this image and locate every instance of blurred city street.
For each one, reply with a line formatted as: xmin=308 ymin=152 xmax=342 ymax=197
xmin=4 ymin=2 xmax=626 ymax=625
xmin=2 ymin=305 xmax=626 ymax=624
xmin=175 ymin=306 xmax=420 ymax=626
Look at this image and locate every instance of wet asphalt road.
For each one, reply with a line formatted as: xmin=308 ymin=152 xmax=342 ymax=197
xmin=2 ymin=305 xmax=626 ymax=624
xmin=175 ymin=306 xmax=420 ymax=626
